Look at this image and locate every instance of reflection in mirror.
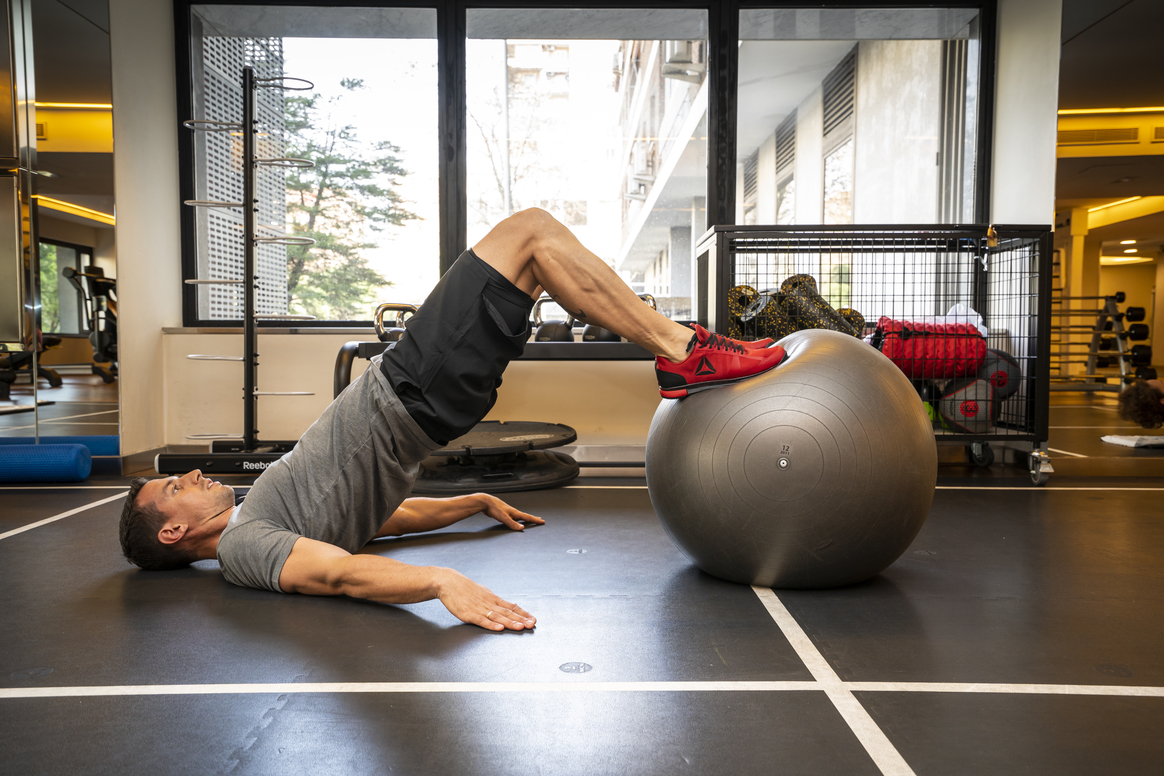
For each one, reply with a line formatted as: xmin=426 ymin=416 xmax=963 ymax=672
xmin=0 ymin=0 xmax=119 ymax=452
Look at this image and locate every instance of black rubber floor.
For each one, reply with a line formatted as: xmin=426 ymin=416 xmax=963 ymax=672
xmin=1 ymin=479 xmax=1162 ymax=775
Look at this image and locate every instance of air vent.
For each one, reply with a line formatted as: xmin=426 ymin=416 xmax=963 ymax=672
xmin=35 ymin=122 xmax=46 ymax=140
xmin=743 ymin=150 xmax=759 ymax=204
xmin=1154 ymin=126 xmax=1164 ymax=143
xmin=1057 ymin=128 xmax=1138 ymax=145
xmin=776 ymin=111 xmax=796 ymax=173
xmin=822 ymin=49 xmax=856 ymax=138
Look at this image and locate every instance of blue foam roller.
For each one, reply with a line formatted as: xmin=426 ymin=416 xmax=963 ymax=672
xmin=0 ymin=444 xmax=92 ymax=483
xmin=0 ymin=435 xmax=119 ymax=456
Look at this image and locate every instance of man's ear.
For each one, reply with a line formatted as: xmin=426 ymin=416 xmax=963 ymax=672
xmin=158 ymin=521 xmax=188 ymax=546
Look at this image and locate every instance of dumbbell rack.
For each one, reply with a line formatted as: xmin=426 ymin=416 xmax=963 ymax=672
xmin=1049 ymin=293 xmax=1152 ymax=392
xmin=156 ymin=66 xmax=319 ymax=475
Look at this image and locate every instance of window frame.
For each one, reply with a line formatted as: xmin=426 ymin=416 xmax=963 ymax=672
xmin=173 ymin=0 xmax=997 ymax=327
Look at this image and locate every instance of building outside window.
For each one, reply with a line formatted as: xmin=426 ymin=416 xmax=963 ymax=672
xmin=466 ymin=8 xmax=708 ymax=321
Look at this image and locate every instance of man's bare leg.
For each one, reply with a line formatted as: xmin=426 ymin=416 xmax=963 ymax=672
xmin=472 ymin=208 xmax=696 ymax=363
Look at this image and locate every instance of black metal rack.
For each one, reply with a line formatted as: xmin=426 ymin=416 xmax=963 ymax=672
xmin=1049 ymin=293 xmax=1153 ymax=391
xmin=157 ymin=67 xmax=317 ymax=475
xmin=695 ymin=224 xmax=1054 ymax=483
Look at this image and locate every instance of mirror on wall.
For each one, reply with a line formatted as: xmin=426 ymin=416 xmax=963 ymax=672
xmin=0 ymin=0 xmax=118 ymax=457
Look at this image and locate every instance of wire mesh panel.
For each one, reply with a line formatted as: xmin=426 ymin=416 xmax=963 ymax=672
xmin=696 ymin=225 xmax=1052 ymax=445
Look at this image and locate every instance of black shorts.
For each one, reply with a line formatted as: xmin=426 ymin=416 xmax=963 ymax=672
xmin=379 ymin=249 xmax=535 ymax=445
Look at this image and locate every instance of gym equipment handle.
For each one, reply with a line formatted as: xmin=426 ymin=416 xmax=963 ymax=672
xmin=183 ymin=119 xmax=243 ymax=132
xmin=374 ymin=303 xmax=419 ymax=340
xmin=254 ymin=391 xmax=315 ymax=396
xmin=255 ymin=236 xmax=316 ymax=246
xmin=184 ymin=199 xmax=243 ymax=208
xmin=186 ymin=433 xmax=244 ymax=439
xmin=255 ymin=314 xmax=317 ymax=320
xmin=254 ymin=76 xmax=314 ymax=90
xmin=185 ymin=278 xmax=244 ymax=285
xmin=188 ymin=355 xmax=244 ymax=361
xmin=256 ymin=157 xmax=315 ymax=169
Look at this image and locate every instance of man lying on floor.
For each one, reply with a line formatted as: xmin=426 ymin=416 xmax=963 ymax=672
xmin=119 ymin=208 xmax=786 ymax=631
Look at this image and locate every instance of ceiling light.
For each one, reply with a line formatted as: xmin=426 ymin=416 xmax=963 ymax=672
xmin=33 ymin=195 xmax=115 ymax=225
xmin=1124 ymin=248 xmax=1138 ymax=253
xmin=1100 ymin=256 xmax=1153 ymax=266
xmin=1058 ymin=106 xmax=1164 ymax=115
xmin=1089 ymin=196 xmax=1143 ymax=213
xmin=34 ymin=102 xmax=113 ymax=110
xmin=1120 ymin=239 xmax=1136 ymax=244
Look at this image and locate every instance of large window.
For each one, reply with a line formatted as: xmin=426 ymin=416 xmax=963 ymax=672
xmin=466 ymin=8 xmax=708 ymax=321
xmin=735 ymin=8 xmax=982 ymax=226
xmin=176 ymin=2 xmax=995 ymax=327
xmin=186 ymin=5 xmax=438 ymax=321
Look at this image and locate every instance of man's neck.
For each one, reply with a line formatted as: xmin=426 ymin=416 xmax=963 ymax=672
xmin=190 ymin=506 xmax=234 ymax=560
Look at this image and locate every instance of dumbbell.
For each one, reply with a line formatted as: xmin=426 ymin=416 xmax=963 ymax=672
xmin=1099 ymin=337 xmax=1115 ymax=351
xmin=1125 ymin=306 xmax=1146 ymax=322
xmin=374 ymin=302 xmax=418 ymax=343
xmin=1131 ymin=344 xmax=1152 ymax=366
xmin=533 ymin=297 xmax=575 ymax=342
xmin=1135 ymin=365 xmax=1158 ymax=380
xmin=1096 ymin=356 xmax=1116 ymax=369
xmin=1127 ymin=323 xmax=1149 ymax=341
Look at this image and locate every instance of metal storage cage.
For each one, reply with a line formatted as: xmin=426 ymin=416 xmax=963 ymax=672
xmin=694 ymin=224 xmax=1054 ymax=482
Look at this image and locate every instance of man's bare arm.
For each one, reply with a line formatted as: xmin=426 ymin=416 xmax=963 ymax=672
xmin=376 ymin=493 xmax=544 ymax=538
xmin=278 ymin=537 xmax=536 ymax=631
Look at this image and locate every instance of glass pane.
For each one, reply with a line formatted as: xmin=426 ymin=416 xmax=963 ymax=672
xmin=189 ymin=6 xmax=438 ymax=320
xmin=736 ymin=7 xmax=980 ymax=226
xmin=467 ymin=8 xmax=708 ymax=321
xmin=38 ymin=242 xmax=84 ymax=334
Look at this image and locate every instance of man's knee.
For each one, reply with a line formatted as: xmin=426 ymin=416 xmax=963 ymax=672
xmin=505 ymin=208 xmax=566 ymax=253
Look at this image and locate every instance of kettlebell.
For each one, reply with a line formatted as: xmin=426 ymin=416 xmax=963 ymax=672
xmin=581 ymin=293 xmax=656 ymax=342
xmin=532 ymin=297 xmax=575 ymax=342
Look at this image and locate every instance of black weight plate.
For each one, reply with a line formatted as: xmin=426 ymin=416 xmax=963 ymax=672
xmin=413 ymin=450 xmax=579 ymax=494
xmin=431 ymin=420 xmax=578 ymax=457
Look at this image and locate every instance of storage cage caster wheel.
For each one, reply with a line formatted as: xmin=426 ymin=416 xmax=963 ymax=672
xmin=1029 ymin=452 xmax=1051 ymax=486
xmin=968 ymin=442 xmax=994 ymax=468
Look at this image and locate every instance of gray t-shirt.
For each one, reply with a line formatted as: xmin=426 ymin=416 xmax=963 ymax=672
xmin=216 ymin=355 xmax=442 ymax=592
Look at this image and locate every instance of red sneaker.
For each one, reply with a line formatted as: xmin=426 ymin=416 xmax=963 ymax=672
xmin=657 ymin=325 xmax=787 ymax=398
xmin=687 ymin=324 xmax=773 ymax=349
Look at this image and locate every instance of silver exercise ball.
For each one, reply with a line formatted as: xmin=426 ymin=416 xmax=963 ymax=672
xmin=645 ymin=329 xmax=937 ymax=588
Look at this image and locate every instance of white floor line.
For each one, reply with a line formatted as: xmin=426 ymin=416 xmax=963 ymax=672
xmin=564 ymin=485 xmax=648 ymax=489
xmin=0 ymin=492 xmax=126 ymax=541
xmin=848 ymin=682 xmax=1164 ymax=697
xmin=1048 ymin=447 xmax=1089 ymax=458
xmin=1049 ymin=426 xmax=1142 ymax=429
xmin=936 ymin=486 xmax=1164 ymax=491
xmin=3 ymin=679 xmax=1162 ymax=702
xmin=0 ymin=681 xmax=818 ymax=699
xmin=0 ymin=408 xmax=119 ymax=432
xmin=42 ymin=421 xmax=120 ymax=426
xmin=752 ymin=587 xmax=916 ymax=776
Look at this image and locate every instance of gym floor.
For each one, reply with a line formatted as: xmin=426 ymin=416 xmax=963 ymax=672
xmin=1 ymin=394 xmax=1162 ymax=775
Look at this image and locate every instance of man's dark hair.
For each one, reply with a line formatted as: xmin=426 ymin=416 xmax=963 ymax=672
xmin=119 ymin=477 xmax=196 ymax=570
xmin=1117 ymin=380 xmax=1164 ymax=429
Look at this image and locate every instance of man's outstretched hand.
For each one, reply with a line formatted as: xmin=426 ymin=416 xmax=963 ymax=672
xmin=437 ymin=568 xmax=536 ymax=632
xmin=478 ymin=494 xmax=545 ymax=531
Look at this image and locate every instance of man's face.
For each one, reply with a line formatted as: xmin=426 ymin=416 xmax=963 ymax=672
xmin=140 ymin=469 xmax=235 ymax=525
